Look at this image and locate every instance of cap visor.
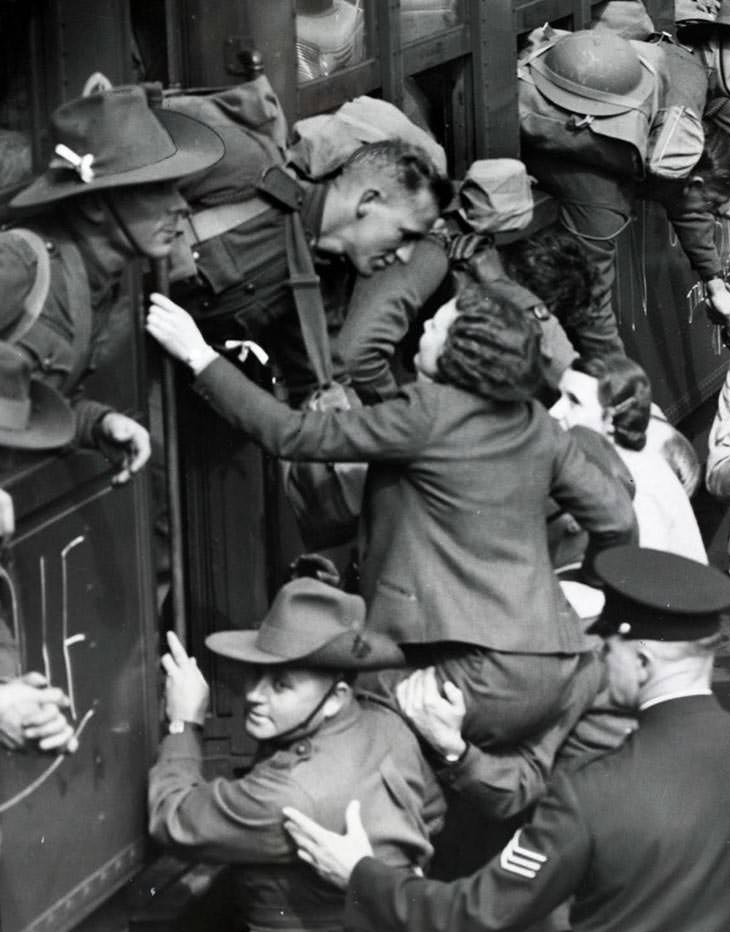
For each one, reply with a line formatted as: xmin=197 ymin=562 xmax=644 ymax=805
xmin=0 ymin=380 xmax=74 ymax=450
xmin=11 ymin=109 xmax=224 ymax=208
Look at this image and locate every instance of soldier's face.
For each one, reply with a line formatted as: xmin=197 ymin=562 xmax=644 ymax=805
xmin=106 ymin=181 xmax=188 ymax=258
xmin=243 ymin=666 xmax=336 ymax=741
xmin=344 ymin=185 xmax=438 ymax=276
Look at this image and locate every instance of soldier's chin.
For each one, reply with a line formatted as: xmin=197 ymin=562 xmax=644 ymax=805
xmin=244 ymin=714 xmax=272 ymax=740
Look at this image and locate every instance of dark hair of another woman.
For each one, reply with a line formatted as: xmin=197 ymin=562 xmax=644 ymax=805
xmin=573 ymin=354 xmax=651 ymax=450
xmin=499 ymin=227 xmax=599 ymax=333
xmin=436 ymin=285 xmax=543 ymax=402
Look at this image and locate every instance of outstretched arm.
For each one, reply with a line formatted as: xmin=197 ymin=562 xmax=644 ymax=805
xmin=285 ymin=770 xmax=590 ymax=932
xmin=147 ymin=294 xmax=435 ymax=463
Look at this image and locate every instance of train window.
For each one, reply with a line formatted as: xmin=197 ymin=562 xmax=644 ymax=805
xmin=401 ymin=0 xmax=462 ymax=45
xmin=0 ymin=4 xmax=36 ymax=192
xmin=295 ymin=0 xmax=368 ymax=84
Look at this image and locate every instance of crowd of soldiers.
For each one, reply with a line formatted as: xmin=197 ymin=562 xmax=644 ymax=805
xmin=3 ymin=2 xmax=730 ymax=930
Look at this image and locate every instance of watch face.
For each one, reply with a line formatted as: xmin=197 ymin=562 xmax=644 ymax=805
xmin=168 ymin=719 xmax=186 ymax=735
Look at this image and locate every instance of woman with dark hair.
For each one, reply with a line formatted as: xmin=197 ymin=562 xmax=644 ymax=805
xmin=147 ymin=284 xmax=634 ymax=784
xmin=551 ymin=355 xmax=706 ymax=562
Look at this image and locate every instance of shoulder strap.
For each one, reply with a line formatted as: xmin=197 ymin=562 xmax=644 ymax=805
xmin=284 ymin=211 xmax=333 ymax=389
xmin=2 ymin=228 xmax=51 ymax=344
xmin=54 ymin=238 xmax=92 ymax=392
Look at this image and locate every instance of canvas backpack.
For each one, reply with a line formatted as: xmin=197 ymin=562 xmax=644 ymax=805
xmin=519 ymin=28 xmax=708 ymax=181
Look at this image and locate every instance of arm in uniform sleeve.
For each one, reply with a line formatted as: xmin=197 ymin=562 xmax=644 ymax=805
xmin=194 ymin=357 xmax=434 ymax=462
xmin=74 ymin=401 xmax=115 ymax=449
xmin=345 ymin=768 xmax=591 ymax=932
xmin=548 ymin=419 xmax=638 ymax=580
xmin=335 ymin=239 xmax=449 ymax=404
xmin=706 ymin=366 xmax=730 ymax=498
xmin=436 ymin=651 xmax=601 ymax=819
xmin=435 ymin=741 xmax=556 ymax=820
xmin=647 ymin=178 xmax=723 ymax=281
xmin=148 ymin=728 xmax=316 ymax=864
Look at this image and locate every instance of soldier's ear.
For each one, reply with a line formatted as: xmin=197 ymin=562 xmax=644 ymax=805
xmin=322 ymin=680 xmax=352 ymax=719
xmin=71 ymin=192 xmax=107 ymax=224
xmin=356 ymin=188 xmax=383 ymax=217
xmin=636 ymin=646 xmax=654 ymax=686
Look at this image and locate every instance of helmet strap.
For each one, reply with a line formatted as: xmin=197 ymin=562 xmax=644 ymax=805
xmin=269 ymin=672 xmax=346 ymax=745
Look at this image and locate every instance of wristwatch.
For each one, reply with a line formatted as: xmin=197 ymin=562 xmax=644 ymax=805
xmin=442 ymin=744 xmax=469 ymax=766
xmin=168 ymin=720 xmax=202 ymax=735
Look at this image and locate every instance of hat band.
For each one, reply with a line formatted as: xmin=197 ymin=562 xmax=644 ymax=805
xmin=0 ymin=396 xmax=31 ymax=431
xmin=536 ymin=59 xmax=650 ymax=112
xmin=256 ymin=620 xmax=340 ymax=660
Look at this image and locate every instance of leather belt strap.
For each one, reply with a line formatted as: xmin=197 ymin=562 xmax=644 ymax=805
xmin=182 ymin=196 xmax=272 ymax=246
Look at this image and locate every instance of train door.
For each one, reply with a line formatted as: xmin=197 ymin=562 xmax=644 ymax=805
xmin=0 ymin=4 xmax=160 ymax=931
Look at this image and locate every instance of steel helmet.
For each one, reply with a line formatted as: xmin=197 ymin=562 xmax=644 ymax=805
xmin=530 ymin=30 xmax=655 ymax=116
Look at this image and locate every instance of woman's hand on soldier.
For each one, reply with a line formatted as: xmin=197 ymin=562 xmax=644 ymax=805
xmin=146 ymin=293 xmax=219 ymax=375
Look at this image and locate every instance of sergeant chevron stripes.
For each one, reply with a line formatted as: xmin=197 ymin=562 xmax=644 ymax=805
xmin=499 ymin=830 xmax=548 ymax=879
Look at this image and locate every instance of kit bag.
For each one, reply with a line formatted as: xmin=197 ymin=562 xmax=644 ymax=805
xmin=518 ymin=32 xmax=655 ymax=178
xmin=276 ymin=175 xmax=368 ymax=550
xmin=632 ymin=36 xmax=708 ymax=180
xmin=156 ymin=76 xmax=291 ymax=284
xmin=519 ymin=30 xmax=707 ymax=181
xmin=162 ymin=75 xmax=288 ymax=208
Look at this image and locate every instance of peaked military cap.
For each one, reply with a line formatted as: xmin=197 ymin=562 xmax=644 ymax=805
xmin=587 ymin=546 xmax=730 ymax=640
xmin=206 ymin=577 xmax=405 ymax=670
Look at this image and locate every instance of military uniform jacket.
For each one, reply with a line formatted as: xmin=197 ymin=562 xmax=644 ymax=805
xmin=194 ymin=358 xmax=636 ymax=652
xmin=345 ymin=695 xmax=730 ymax=932
xmin=0 ymin=218 xmax=117 ymax=446
xmin=149 ymin=698 xmax=444 ymax=932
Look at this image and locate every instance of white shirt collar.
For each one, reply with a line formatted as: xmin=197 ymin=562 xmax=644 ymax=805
xmin=640 ymin=689 xmax=712 ymax=711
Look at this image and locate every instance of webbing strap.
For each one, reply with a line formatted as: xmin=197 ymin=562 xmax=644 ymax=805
xmin=55 ymin=238 xmax=92 ymax=392
xmin=2 ymin=229 xmax=51 ymax=344
xmin=284 ymin=209 xmax=333 ymax=390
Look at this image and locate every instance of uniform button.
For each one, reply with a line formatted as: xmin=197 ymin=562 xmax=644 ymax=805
xmin=201 ymin=300 xmax=210 ymax=311
xmin=43 ymin=355 xmax=53 ymax=368
xmin=295 ymin=740 xmax=310 ymax=756
xmin=192 ymin=250 xmax=200 ymax=261
xmin=244 ymin=283 xmax=255 ymax=294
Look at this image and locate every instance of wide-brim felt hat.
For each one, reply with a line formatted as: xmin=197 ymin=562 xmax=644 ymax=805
xmin=11 ymin=85 xmax=224 ymax=208
xmin=587 ymin=545 xmax=730 ymax=640
xmin=530 ymin=33 xmax=655 ymax=117
xmin=0 ymin=343 xmax=74 ymax=450
xmin=206 ymin=577 xmax=406 ymax=671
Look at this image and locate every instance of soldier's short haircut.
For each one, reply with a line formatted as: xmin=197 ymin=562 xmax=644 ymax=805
xmin=342 ymin=139 xmax=453 ymax=212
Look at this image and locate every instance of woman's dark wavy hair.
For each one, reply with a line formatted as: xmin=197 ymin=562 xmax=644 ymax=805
xmin=573 ymin=354 xmax=652 ymax=451
xmin=499 ymin=228 xmax=600 ymax=332
xmin=435 ymin=285 xmax=543 ymax=402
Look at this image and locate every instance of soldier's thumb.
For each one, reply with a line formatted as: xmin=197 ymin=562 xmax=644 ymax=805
xmin=442 ymin=680 xmax=466 ymax=713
